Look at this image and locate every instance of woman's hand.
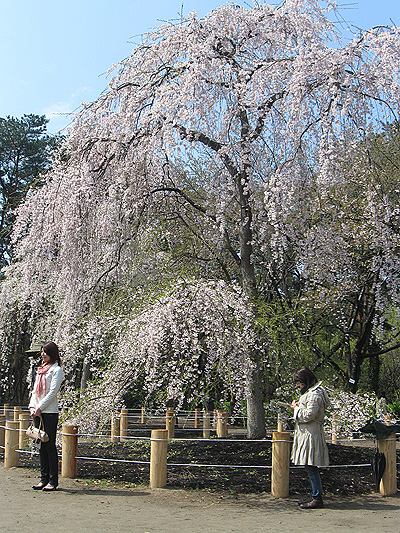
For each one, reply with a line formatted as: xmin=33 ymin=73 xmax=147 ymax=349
xmin=290 ymin=400 xmax=298 ymax=411
xmin=30 ymin=407 xmax=42 ymax=418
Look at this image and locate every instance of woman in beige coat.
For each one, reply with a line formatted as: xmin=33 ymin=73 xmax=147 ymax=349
xmin=290 ymin=367 xmax=330 ymax=509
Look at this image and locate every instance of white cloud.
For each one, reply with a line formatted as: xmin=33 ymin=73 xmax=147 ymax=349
xmin=43 ymin=87 xmax=94 ymax=134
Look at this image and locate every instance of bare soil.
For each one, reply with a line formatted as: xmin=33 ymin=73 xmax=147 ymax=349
xmin=17 ymin=433 xmax=399 ymax=496
xmin=2 ymin=433 xmax=400 ymax=533
xmin=1 ymin=465 xmax=400 ymax=533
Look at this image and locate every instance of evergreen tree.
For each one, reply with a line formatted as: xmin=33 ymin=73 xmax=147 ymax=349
xmin=0 ymin=114 xmax=59 ymax=268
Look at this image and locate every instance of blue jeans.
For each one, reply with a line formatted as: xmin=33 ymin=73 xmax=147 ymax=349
xmin=304 ymin=465 xmax=323 ymax=500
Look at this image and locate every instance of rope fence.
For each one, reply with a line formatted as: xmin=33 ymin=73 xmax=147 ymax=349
xmin=0 ymin=405 xmax=398 ymax=497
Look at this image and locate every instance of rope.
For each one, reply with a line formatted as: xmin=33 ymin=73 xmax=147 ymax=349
xmin=71 ymin=432 xmax=151 ymax=440
xmin=0 ymin=448 xmax=392 ymax=471
xmin=3 ymin=445 xmax=400 ymax=472
xmin=16 ymin=448 xmax=40 ymax=456
xmin=168 ymin=437 xmax=275 ymax=443
xmin=321 ymin=464 xmax=373 ymax=469
xmin=75 ymin=455 xmax=150 ymax=465
xmin=168 ymin=462 xmax=272 ymax=469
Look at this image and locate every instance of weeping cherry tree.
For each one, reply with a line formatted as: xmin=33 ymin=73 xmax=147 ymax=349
xmin=4 ymin=1 xmax=400 ymax=436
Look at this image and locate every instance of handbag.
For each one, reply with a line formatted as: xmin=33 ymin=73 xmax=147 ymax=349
xmin=26 ymin=416 xmax=49 ymax=443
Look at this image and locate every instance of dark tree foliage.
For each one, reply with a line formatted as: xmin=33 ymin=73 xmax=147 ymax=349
xmin=0 ymin=114 xmax=60 ymax=269
xmin=0 ymin=114 xmax=61 ymax=403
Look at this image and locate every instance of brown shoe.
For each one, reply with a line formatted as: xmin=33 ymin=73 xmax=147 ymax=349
xmin=299 ymin=499 xmax=324 ymax=509
xmin=298 ymin=496 xmax=313 ymax=505
xmin=32 ymin=483 xmax=46 ymax=490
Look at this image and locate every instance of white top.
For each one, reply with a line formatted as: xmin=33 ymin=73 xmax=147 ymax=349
xmin=29 ymin=363 xmax=64 ymax=413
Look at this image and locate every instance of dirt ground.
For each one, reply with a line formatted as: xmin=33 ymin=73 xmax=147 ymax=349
xmin=17 ymin=437 xmax=397 ymax=495
xmin=1 ymin=465 xmax=400 ymax=533
xmin=2 ymin=430 xmax=400 ymax=531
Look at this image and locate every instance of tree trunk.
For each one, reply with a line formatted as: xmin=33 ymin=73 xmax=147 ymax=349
xmin=80 ymin=355 xmax=91 ymax=391
xmin=237 ymin=167 xmax=266 ymax=438
xmin=369 ymin=343 xmax=380 ymax=394
xmin=349 ymin=350 xmax=363 ymax=393
xmin=246 ymin=363 xmax=266 ymax=439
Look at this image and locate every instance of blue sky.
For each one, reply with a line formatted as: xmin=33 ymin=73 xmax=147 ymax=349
xmin=1 ymin=1 xmax=399 ymax=134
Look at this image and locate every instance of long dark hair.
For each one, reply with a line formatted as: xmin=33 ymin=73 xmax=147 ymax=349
xmin=292 ymin=366 xmax=318 ymax=391
xmin=42 ymin=341 xmax=61 ymax=366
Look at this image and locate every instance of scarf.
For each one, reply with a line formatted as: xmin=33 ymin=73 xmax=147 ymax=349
xmin=34 ymin=363 xmax=52 ymax=398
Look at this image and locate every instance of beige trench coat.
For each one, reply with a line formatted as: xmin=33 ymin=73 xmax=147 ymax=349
xmin=291 ymin=381 xmax=330 ymax=467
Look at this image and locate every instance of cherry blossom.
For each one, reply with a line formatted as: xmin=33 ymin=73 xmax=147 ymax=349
xmin=1 ymin=1 xmax=400 ymax=435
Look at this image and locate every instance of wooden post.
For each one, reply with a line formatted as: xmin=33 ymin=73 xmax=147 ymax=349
xmin=271 ymin=430 xmax=290 ymax=498
xmin=61 ymin=425 xmax=78 ymax=478
xmin=3 ymin=403 xmax=10 ymax=420
xmin=110 ymin=414 xmax=120 ymax=443
xmin=141 ymin=407 xmax=147 ymax=425
xmin=13 ymin=406 xmax=21 ymax=422
xmin=331 ymin=413 xmax=338 ymax=444
xmin=203 ymin=410 xmax=211 ymax=439
xmin=4 ymin=420 xmax=19 ymax=468
xmin=277 ymin=414 xmax=283 ymax=432
xmin=19 ymin=412 xmax=30 ymax=449
xmin=223 ymin=409 xmax=229 ymax=437
xmin=216 ymin=409 xmax=222 ymax=437
xmin=150 ymin=429 xmax=168 ymax=489
xmin=216 ymin=409 xmax=228 ymax=438
xmin=166 ymin=407 xmax=175 ymax=439
xmin=0 ymin=414 xmax=5 ymax=450
xmin=194 ymin=408 xmax=201 ymax=429
xmin=120 ymin=408 xmax=128 ymax=442
xmin=378 ymin=433 xmax=397 ymax=496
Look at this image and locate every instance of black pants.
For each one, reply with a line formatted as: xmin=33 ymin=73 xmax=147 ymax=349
xmin=35 ymin=413 xmax=59 ymax=487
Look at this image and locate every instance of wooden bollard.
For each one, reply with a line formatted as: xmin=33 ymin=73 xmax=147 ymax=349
xmin=3 ymin=403 xmax=10 ymax=420
xmin=216 ymin=409 xmax=228 ymax=438
xmin=194 ymin=408 xmax=201 ymax=429
xmin=13 ymin=406 xmax=21 ymax=422
xmin=141 ymin=407 xmax=147 ymax=425
xmin=378 ymin=433 xmax=397 ymax=495
xmin=222 ymin=409 xmax=229 ymax=437
xmin=216 ymin=409 xmax=222 ymax=437
xmin=4 ymin=420 xmax=19 ymax=468
xmin=166 ymin=407 xmax=175 ymax=439
xmin=277 ymin=415 xmax=283 ymax=432
xmin=0 ymin=414 xmax=5 ymax=449
xmin=110 ymin=414 xmax=120 ymax=443
xmin=61 ymin=425 xmax=78 ymax=478
xmin=150 ymin=429 xmax=168 ymax=489
xmin=331 ymin=413 xmax=338 ymax=444
xmin=271 ymin=430 xmax=290 ymax=498
xmin=203 ymin=410 xmax=211 ymax=439
xmin=19 ymin=413 xmax=30 ymax=449
xmin=120 ymin=408 xmax=128 ymax=442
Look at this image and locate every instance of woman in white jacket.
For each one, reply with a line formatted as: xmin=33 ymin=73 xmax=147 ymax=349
xmin=29 ymin=341 xmax=64 ymax=491
xmin=290 ymin=367 xmax=330 ymax=509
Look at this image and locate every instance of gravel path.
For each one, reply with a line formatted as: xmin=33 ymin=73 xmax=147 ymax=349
xmin=1 ymin=465 xmax=399 ymax=532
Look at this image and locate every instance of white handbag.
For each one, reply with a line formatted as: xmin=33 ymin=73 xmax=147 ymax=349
xmin=26 ymin=416 xmax=49 ymax=443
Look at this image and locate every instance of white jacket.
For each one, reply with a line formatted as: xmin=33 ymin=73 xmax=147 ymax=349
xmin=291 ymin=381 xmax=330 ymax=467
xmin=29 ymin=363 xmax=64 ymax=413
